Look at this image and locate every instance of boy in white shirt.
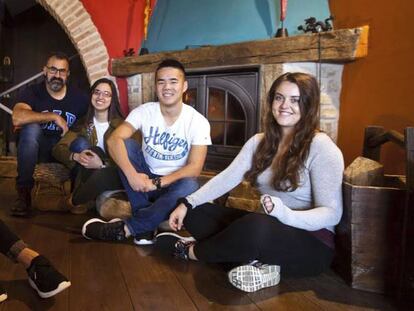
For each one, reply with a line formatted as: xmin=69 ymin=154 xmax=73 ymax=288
xmin=82 ymin=59 xmax=211 ymax=245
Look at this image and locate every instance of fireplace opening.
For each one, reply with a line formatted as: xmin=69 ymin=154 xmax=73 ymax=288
xmin=185 ymin=68 xmax=260 ymax=171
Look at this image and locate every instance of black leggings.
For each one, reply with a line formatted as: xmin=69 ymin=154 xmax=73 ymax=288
xmin=184 ymin=203 xmax=334 ymax=277
xmin=71 ymin=146 xmax=123 ymax=205
xmin=72 ymin=165 xmax=123 ymax=205
xmin=0 ymin=220 xmax=27 ymax=261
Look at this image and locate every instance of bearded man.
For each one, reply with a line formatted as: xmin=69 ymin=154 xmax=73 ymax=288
xmin=11 ymin=52 xmax=88 ymax=216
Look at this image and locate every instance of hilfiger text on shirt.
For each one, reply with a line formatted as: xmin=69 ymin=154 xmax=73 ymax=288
xmin=143 ymin=126 xmax=189 ymax=160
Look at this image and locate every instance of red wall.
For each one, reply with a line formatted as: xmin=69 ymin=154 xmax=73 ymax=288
xmin=330 ymin=0 xmax=414 ymax=174
xmin=80 ymin=0 xmax=156 ymax=114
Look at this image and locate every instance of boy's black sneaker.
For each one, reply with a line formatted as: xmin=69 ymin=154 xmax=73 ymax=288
xmin=155 ymin=232 xmax=195 ymax=259
xmin=0 ymin=284 xmax=7 ymax=302
xmin=82 ymin=218 xmax=126 ymax=241
xmin=27 ymin=255 xmax=71 ymax=298
xmin=133 ymin=231 xmax=156 ymax=245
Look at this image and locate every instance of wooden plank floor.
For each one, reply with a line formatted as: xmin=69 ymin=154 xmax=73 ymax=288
xmin=0 ymin=177 xmax=397 ymax=310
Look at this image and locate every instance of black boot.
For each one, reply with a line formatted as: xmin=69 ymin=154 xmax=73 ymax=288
xmin=11 ymin=186 xmax=32 ymax=217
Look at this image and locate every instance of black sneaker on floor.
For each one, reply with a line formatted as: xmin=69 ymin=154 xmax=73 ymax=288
xmin=133 ymin=231 xmax=156 ymax=245
xmin=27 ymin=255 xmax=71 ymax=299
xmin=0 ymin=284 xmax=7 ymax=303
xmin=82 ymin=218 xmax=126 ymax=241
xmin=155 ymin=232 xmax=195 ymax=259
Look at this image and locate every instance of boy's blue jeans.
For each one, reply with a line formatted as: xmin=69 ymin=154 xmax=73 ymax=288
xmin=16 ymin=123 xmax=61 ymax=188
xmin=119 ymin=139 xmax=199 ymax=235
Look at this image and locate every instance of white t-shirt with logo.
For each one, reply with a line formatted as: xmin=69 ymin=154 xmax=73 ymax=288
xmin=93 ymin=117 xmax=110 ymax=152
xmin=125 ymin=102 xmax=212 ymax=175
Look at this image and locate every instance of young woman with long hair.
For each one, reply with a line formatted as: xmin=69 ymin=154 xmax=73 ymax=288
xmin=53 ymin=78 xmax=125 ymax=214
xmin=156 ymin=72 xmax=344 ymax=292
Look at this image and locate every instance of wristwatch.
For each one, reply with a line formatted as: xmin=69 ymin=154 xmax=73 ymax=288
xmin=152 ymin=177 xmax=162 ymax=190
xmin=177 ymin=197 xmax=193 ymax=209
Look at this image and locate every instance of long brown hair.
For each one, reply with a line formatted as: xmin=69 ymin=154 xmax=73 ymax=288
xmin=244 ymin=72 xmax=320 ymax=191
xmin=84 ymin=78 xmax=124 ymax=126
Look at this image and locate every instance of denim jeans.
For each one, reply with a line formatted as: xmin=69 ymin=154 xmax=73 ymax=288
xmin=16 ymin=123 xmax=61 ymax=188
xmin=69 ymin=136 xmax=91 ymax=153
xmin=120 ymin=139 xmax=199 ymax=235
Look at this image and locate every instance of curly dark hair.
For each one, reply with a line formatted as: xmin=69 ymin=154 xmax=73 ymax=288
xmin=84 ymin=78 xmax=124 ymax=126
xmin=244 ymin=72 xmax=320 ymax=191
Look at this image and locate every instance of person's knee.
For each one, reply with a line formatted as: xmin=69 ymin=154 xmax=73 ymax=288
xmin=69 ymin=137 xmax=91 ymax=153
xmin=239 ymin=213 xmax=277 ymax=238
xmin=18 ymin=123 xmax=42 ymax=144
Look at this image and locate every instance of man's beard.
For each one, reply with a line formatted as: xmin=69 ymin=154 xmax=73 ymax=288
xmin=46 ymin=77 xmax=65 ymax=92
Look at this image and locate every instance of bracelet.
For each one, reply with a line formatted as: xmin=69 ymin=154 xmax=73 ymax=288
xmin=176 ymin=197 xmax=193 ymax=209
xmin=70 ymin=153 xmax=75 ymax=161
xmin=152 ymin=177 xmax=162 ymax=190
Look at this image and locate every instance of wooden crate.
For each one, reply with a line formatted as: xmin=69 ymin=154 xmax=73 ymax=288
xmin=333 ymin=177 xmax=406 ymax=293
xmin=333 ymin=126 xmax=414 ymax=297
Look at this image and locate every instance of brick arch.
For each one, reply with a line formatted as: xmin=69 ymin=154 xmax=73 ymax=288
xmin=36 ymin=0 xmax=109 ymax=83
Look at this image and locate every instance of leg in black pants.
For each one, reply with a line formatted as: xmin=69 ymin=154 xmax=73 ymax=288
xmin=71 ymin=166 xmax=123 ymax=205
xmin=0 ymin=219 xmax=27 ymax=261
xmin=0 ymin=219 xmax=71 ymax=299
xmin=184 ymin=203 xmax=333 ymax=277
xmin=71 ymin=146 xmax=123 ymax=206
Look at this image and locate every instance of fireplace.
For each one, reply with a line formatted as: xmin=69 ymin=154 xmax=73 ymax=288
xmin=120 ymin=26 xmax=368 ymax=172
xmin=186 ymin=68 xmax=259 ymax=170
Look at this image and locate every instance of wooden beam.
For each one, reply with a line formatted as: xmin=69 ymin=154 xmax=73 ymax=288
xmin=111 ymin=26 xmax=369 ymax=76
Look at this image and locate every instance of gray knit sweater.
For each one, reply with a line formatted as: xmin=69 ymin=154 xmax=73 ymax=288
xmin=186 ymin=132 xmax=344 ymax=233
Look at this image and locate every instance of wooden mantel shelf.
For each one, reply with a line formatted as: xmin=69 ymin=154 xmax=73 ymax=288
xmin=111 ymin=26 xmax=368 ymax=77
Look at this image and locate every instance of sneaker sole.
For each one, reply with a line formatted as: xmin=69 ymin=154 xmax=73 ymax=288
xmin=155 ymin=232 xmax=196 ymax=242
xmin=228 ymin=265 xmax=280 ymax=292
xmin=28 ymin=278 xmax=71 ymax=299
xmin=0 ymin=293 xmax=7 ymax=302
xmin=82 ymin=218 xmax=122 ymax=240
xmin=133 ymin=238 xmax=155 ymax=246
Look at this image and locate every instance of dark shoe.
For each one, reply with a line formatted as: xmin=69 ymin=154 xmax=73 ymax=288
xmin=155 ymin=232 xmax=195 ymax=259
xmin=27 ymin=255 xmax=71 ymax=298
xmin=82 ymin=218 xmax=126 ymax=241
xmin=133 ymin=231 xmax=156 ymax=245
xmin=228 ymin=260 xmax=280 ymax=292
xmin=96 ymin=190 xmax=132 ymax=220
xmin=0 ymin=284 xmax=7 ymax=302
xmin=11 ymin=186 xmax=32 ymax=217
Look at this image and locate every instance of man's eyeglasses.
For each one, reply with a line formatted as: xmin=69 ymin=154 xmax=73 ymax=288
xmin=46 ymin=66 xmax=68 ymax=76
xmin=93 ymin=89 xmax=112 ymax=99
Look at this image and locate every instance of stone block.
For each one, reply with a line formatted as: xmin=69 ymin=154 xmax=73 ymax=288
xmin=344 ymin=156 xmax=384 ymax=186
